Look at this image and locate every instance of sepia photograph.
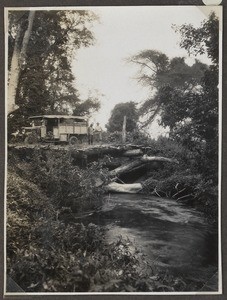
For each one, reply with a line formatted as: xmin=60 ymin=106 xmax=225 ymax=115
xmin=5 ymin=5 xmax=222 ymax=295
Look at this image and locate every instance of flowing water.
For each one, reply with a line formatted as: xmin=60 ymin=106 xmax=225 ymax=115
xmin=84 ymin=193 xmax=219 ymax=291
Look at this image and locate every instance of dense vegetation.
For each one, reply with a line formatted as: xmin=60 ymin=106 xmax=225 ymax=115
xmin=7 ymin=150 xmax=193 ymax=293
xmin=7 ymin=169 xmax=148 ymax=292
xmin=8 ymin=10 xmax=100 ymax=135
xmin=141 ymin=136 xmax=218 ymax=220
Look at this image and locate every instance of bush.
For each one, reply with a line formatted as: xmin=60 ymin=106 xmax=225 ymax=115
xmin=11 ymin=149 xmax=104 ymax=212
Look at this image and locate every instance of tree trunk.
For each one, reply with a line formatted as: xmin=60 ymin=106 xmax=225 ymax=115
xmin=20 ymin=11 xmax=35 ymax=64
xmin=7 ymin=25 xmax=22 ymax=114
xmin=109 ymin=159 xmax=145 ymax=177
xmin=106 ymin=182 xmax=143 ymax=194
xmin=141 ymin=154 xmax=179 ymax=164
xmin=109 ymin=155 xmax=178 ymax=177
xmin=122 ymin=115 xmax=126 ymax=143
xmin=8 ymin=11 xmax=35 ymax=114
xmin=123 ymin=149 xmax=143 ymax=156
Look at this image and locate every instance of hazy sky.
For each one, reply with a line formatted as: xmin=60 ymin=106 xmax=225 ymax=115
xmin=72 ymin=6 xmax=221 ymax=138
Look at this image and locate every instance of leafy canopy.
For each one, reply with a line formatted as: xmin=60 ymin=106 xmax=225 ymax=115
xmin=129 ymin=50 xmax=208 ymax=128
xmin=8 ymin=10 xmax=100 ymax=134
xmin=106 ymin=102 xmax=139 ymax=132
xmin=173 ymin=12 xmax=219 ymax=64
xmin=172 ymin=12 xmax=219 ymax=179
xmin=129 ymin=12 xmax=219 ymax=139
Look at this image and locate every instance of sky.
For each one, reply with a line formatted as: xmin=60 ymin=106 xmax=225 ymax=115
xmin=72 ymin=6 xmax=221 ymax=138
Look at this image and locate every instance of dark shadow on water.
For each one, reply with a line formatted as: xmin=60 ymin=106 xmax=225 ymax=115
xmin=78 ymin=193 xmax=219 ymax=291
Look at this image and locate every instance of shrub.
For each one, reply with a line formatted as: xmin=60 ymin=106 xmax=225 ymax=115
xmin=14 ymin=149 xmax=104 ymax=212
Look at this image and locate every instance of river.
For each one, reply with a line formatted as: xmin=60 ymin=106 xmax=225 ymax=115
xmin=84 ymin=193 xmax=219 ymax=292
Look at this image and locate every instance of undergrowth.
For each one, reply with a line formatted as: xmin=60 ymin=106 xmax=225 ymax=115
xmin=8 ymin=149 xmax=105 ymax=213
xmin=6 ymin=169 xmax=187 ymax=292
xmin=140 ymin=137 xmax=218 ymax=221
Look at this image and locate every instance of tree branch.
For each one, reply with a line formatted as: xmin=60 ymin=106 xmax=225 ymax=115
xmin=130 ymin=59 xmax=157 ymax=74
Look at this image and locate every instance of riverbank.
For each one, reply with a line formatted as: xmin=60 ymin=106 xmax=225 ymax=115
xmin=6 ymin=142 xmax=219 ymax=292
xmin=7 ymin=166 xmax=187 ymax=292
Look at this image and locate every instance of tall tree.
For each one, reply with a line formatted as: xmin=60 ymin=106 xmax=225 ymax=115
xmin=8 ymin=11 xmax=35 ymax=114
xmin=129 ymin=12 xmax=219 ymax=179
xmin=7 ymin=10 xmax=99 ymax=134
xmin=106 ymin=102 xmax=138 ymax=132
xmin=73 ymin=97 xmax=100 ymax=116
xmin=174 ymin=12 xmax=219 ymax=65
xmin=173 ymin=12 xmax=219 ymax=178
xmin=129 ymin=50 xmax=208 ymax=128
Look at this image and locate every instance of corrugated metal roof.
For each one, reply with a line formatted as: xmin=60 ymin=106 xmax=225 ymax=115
xmin=29 ymin=115 xmax=87 ymax=120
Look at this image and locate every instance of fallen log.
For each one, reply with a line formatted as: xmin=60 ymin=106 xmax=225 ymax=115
xmin=109 ymin=159 xmax=145 ymax=177
xmin=70 ymin=145 xmax=127 ymax=161
xmin=123 ymin=149 xmax=143 ymax=157
xmin=106 ymin=182 xmax=143 ymax=194
xmin=141 ymin=155 xmax=179 ymax=164
xmin=109 ymin=155 xmax=179 ymax=178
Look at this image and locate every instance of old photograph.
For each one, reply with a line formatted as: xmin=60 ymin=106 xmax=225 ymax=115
xmin=5 ymin=5 xmax=222 ymax=294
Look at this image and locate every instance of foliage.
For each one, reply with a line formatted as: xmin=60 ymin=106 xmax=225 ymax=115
xmin=73 ymin=96 xmax=101 ymax=116
xmin=12 ymin=149 xmax=104 ymax=212
xmin=129 ymin=13 xmax=219 ymax=185
xmin=8 ymin=10 xmax=100 ymax=134
xmin=129 ymin=13 xmax=219 ymax=136
xmin=106 ymin=102 xmax=139 ymax=132
xmin=7 ymin=166 xmax=186 ymax=292
xmin=173 ymin=12 xmax=219 ymax=64
xmin=129 ymin=50 xmax=208 ymax=127
xmin=172 ymin=12 xmax=219 ymax=181
xmin=140 ymin=136 xmax=218 ymax=220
